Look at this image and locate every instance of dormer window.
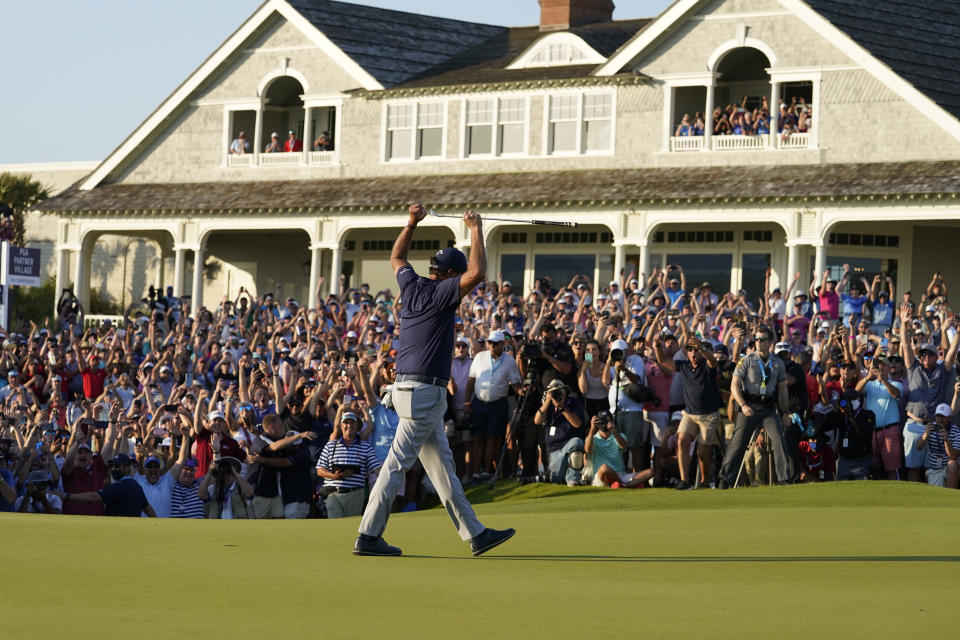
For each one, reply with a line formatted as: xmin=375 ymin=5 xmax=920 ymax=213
xmin=508 ymin=32 xmax=605 ymax=69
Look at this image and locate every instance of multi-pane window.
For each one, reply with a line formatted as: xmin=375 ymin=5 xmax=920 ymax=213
xmin=547 ymin=92 xmax=613 ymax=155
xmin=466 ymin=99 xmax=494 ymax=156
xmin=386 ymin=101 xmax=444 ymax=160
xmin=465 ymin=97 xmax=527 ymax=157
xmin=530 ymin=42 xmax=587 ymax=66
xmin=548 ymin=95 xmax=579 ymax=153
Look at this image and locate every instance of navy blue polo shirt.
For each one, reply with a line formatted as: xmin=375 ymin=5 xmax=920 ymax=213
xmin=98 ymin=476 xmax=150 ymax=517
xmin=395 ymin=265 xmax=461 ymax=380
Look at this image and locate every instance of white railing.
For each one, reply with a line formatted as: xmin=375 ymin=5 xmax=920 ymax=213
xmin=226 ymin=154 xmax=253 ymax=167
xmin=84 ymin=314 xmax=125 ymax=330
xmin=669 ymin=136 xmax=704 ymax=152
xmin=711 ymin=134 xmax=768 ymax=151
xmin=259 ymin=152 xmax=304 ymax=167
xmin=308 ymin=151 xmax=336 ymax=165
xmin=780 ymin=132 xmax=811 ymax=149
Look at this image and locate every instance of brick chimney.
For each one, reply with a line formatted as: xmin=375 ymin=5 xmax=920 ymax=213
xmin=539 ymin=0 xmax=615 ymax=31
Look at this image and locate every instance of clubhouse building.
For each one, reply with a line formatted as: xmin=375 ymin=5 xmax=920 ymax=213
xmin=33 ymin=0 xmax=960 ymax=314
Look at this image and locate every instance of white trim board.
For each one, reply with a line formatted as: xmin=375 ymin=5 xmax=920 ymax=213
xmin=79 ymin=0 xmax=383 ymax=192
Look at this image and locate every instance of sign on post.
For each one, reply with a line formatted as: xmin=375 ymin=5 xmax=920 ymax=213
xmin=6 ymin=245 xmax=41 ymax=287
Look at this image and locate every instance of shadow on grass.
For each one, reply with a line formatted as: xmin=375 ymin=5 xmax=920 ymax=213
xmin=404 ymin=554 xmax=960 ymax=563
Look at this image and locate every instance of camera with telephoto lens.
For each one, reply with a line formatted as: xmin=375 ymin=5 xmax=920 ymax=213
xmin=521 ymin=340 xmax=541 ymax=359
xmin=213 ymin=460 xmax=235 ymax=478
xmin=610 ymin=348 xmax=624 ymax=362
xmin=549 ymin=389 xmax=565 ymax=401
xmin=596 ymin=409 xmax=612 ymax=430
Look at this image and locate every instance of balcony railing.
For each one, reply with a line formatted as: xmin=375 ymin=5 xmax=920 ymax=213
xmin=670 ymin=136 xmax=704 ymax=152
xmin=225 ymin=151 xmax=338 ymax=167
xmin=711 ymin=134 xmax=768 ymax=151
xmin=780 ymin=132 xmax=811 ymax=149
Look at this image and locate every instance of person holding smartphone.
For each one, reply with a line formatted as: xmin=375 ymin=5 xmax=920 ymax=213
xmin=916 ymin=403 xmax=960 ymax=488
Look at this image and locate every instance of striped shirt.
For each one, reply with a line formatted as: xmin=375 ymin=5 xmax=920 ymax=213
xmin=317 ymin=438 xmax=381 ymax=490
xmin=170 ymin=479 xmax=204 ymax=519
xmin=925 ymin=424 xmax=960 ymax=469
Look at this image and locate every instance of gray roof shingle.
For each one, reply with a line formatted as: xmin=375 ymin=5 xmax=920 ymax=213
xmin=286 ymin=0 xmax=505 ymax=87
xmin=37 ymin=161 xmax=960 ymax=214
xmin=803 ymin=0 xmax=960 ymax=119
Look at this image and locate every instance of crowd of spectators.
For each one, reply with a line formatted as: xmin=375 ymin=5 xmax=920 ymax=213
xmin=2 ymin=258 xmax=957 ymax=520
xmin=229 ymin=130 xmax=334 ymax=155
xmin=674 ymin=94 xmax=812 ymax=140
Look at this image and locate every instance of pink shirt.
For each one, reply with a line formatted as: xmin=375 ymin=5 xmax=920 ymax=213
xmin=644 ymin=360 xmax=673 ymax=412
xmin=819 ymin=291 xmax=839 ymax=320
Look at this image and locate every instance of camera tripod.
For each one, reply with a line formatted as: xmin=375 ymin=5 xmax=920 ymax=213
xmin=733 ymin=421 xmax=775 ymax=487
xmin=489 ymin=363 xmax=541 ymax=489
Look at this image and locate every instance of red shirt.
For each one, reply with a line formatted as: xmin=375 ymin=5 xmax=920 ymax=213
xmin=798 ymin=441 xmax=837 ymax=477
xmin=82 ymin=368 xmax=107 ymax=399
xmin=194 ymin=431 xmax=245 ymax=478
xmin=284 ymin=138 xmax=303 ymax=152
xmin=62 ymin=456 xmax=108 ymax=515
xmin=805 ymin=373 xmax=819 ymax=410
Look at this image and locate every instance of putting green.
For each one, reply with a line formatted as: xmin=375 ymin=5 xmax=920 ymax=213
xmin=2 ymin=482 xmax=958 ymax=639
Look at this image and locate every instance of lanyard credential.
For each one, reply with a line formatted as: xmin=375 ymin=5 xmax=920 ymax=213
xmin=757 ymin=356 xmax=770 ymax=395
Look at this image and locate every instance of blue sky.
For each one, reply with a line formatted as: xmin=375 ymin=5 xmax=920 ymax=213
xmin=0 ymin=0 xmax=671 ymax=165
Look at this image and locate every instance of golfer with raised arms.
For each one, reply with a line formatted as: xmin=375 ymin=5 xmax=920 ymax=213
xmin=354 ymin=203 xmax=516 ymax=557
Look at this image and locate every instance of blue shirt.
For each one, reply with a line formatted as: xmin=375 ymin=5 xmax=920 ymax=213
xmin=863 ymin=379 xmax=902 ymax=427
xmin=0 ymin=468 xmax=15 ymax=512
xmin=99 ymin=476 xmax=150 ymax=517
xmin=395 ymin=265 xmax=461 ymax=379
xmin=841 ymin=294 xmax=867 ymax=318
xmin=872 ymin=300 xmax=894 ymax=327
xmin=544 ymin=396 xmax=586 ymax=452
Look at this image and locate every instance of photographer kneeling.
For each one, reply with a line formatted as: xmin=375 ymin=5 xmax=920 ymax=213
xmin=586 ymin=411 xmax=653 ymax=488
xmin=534 ymin=380 xmax=586 ymax=486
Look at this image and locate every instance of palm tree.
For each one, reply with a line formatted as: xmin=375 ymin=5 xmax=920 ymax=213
xmin=0 ymin=172 xmax=50 ymax=246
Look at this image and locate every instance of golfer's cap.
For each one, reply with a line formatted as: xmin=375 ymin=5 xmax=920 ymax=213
xmin=207 ymin=410 xmax=226 ymax=421
xmin=341 ymin=411 xmax=360 ymax=424
xmin=284 ymin=430 xmax=303 ymax=445
xmin=670 ymin=411 xmax=684 ymax=422
xmin=346 ymin=330 xmax=358 ymax=339
xmin=774 ymin=342 xmax=791 ymax=354
xmin=432 ymin=247 xmax=468 ymax=273
xmin=918 ymin=343 xmax=937 ymax=355
xmin=485 ymin=330 xmax=505 ymax=343
xmin=610 ymin=339 xmax=629 ymax=352
xmin=144 ymin=455 xmax=162 ymax=468
xmin=935 ymin=403 xmax=953 ymax=418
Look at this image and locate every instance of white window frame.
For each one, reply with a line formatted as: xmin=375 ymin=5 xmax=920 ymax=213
xmin=542 ymin=90 xmax=616 ymax=156
xmin=507 ymin=32 xmax=606 ymax=69
xmin=461 ymin=95 xmax=530 ymax=159
xmin=382 ymin=99 xmax=448 ymax=162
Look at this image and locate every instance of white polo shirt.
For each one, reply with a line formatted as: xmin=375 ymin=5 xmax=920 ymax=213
xmin=469 ymin=350 xmax=521 ymax=403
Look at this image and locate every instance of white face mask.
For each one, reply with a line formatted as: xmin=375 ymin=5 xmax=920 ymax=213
xmin=851 ymin=399 xmax=861 ymax=411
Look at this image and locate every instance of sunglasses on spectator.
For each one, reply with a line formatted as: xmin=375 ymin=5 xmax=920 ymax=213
xmin=753 ymin=336 xmax=769 ymax=342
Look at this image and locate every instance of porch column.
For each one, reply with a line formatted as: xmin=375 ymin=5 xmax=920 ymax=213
xmin=308 ymin=243 xmax=322 ymax=308
xmin=613 ymin=242 xmax=625 ymax=285
xmin=303 ymin=106 xmax=313 ymax=164
xmin=786 ymin=243 xmax=799 ymax=297
xmin=53 ymin=245 xmax=70 ymax=318
xmin=173 ymin=246 xmax=186 ymax=297
xmin=638 ymin=243 xmax=650 ymax=284
xmin=253 ymin=105 xmax=264 ymax=167
xmin=330 ymin=244 xmax=343 ymax=296
xmin=73 ymin=242 xmax=90 ymax=310
xmin=769 ymin=81 xmax=780 ymax=148
xmin=704 ymin=83 xmax=715 ymax=151
xmin=190 ymin=243 xmax=205 ymax=316
xmin=814 ymin=243 xmax=826 ymax=285
xmin=661 ymin=85 xmax=674 ymax=152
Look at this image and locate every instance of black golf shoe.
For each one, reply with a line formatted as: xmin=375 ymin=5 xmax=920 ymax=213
xmin=470 ymin=527 xmax=516 ymax=557
xmin=353 ymin=534 xmax=402 ymax=556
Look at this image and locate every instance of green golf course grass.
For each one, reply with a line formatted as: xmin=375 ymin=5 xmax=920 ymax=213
xmin=2 ymin=482 xmax=958 ymax=639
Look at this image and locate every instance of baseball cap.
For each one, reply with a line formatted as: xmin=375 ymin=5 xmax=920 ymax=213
xmin=161 ymin=437 xmax=173 ymax=447
xmin=609 ymin=280 xmax=618 ymax=287
xmin=341 ymin=411 xmax=360 ymax=423
xmin=77 ymin=442 xmax=92 ymax=452
xmin=670 ymin=411 xmax=683 ymax=422
xmin=545 ymin=379 xmax=569 ymax=392
xmin=183 ymin=459 xmax=199 ymax=469
xmin=935 ymin=403 xmax=952 ymax=418
xmin=432 ymin=247 xmax=468 ymax=273
xmin=610 ymin=339 xmax=629 ymax=352
xmin=714 ymin=344 xmax=729 ymax=355
xmin=485 ymin=330 xmax=505 ymax=343
xmin=144 ymin=455 xmax=163 ymax=468
xmin=270 ymin=132 xmax=278 ymax=138
xmin=918 ymin=343 xmax=937 ymax=355
xmin=774 ymin=342 xmax=791 ymax=354
xmin=26 ymin=470 xmax=52 ymax=485
xmin=345 ymin=330 xmax=358 ymax=339
xmin=456 ymin=336 xmax=469 ymax=345
xmin=207 ymin=410 xmax=226 ymax=421
xmin=159 ymin=365 xmax=172 ymax=373
xmin=110 ymin=453 xmax=134 ymax=467
xmin=501 ymin=280 xmax=512 ymax=287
